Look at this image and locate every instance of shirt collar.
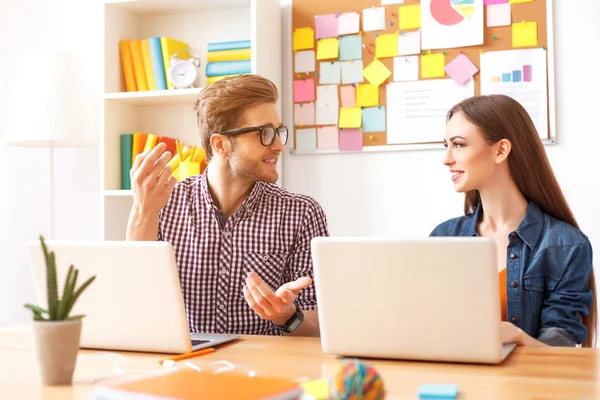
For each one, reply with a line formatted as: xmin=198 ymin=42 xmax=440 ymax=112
xmin=465 ymin=201 xmax=544 ymax=249
xmin=199 ymin=168 xmax=265 ymax=215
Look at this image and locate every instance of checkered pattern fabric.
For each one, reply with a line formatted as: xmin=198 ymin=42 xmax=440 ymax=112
xmin=158 ymin=170 xmax=329 ymax=335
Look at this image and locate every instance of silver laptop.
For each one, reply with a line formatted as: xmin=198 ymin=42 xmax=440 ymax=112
xmin=26 ymin=240 xmax=238 ymax=354
xmin=311 ymin=237 xmax=516 ymax=364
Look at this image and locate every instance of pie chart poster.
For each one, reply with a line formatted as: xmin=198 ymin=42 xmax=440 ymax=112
xmin=421 ymin=0 xmax=484 ymax=50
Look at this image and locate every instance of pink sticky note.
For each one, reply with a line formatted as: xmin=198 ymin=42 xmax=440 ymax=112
xmin=294 ymin=79 xmax=315 ymax=103
xmin=485 ymin=0 xmax=508 ymax=4
xmin=444 ymin=54 xmax=479 ymax=86
xmin=318 ymin=126 xmax=339 ymax=149
xmin=294 ymin=103 xmax=315 ymax=126
xmin=315 ymin=14 xmax=339 ymax=39
xmin=340 ymin=85 xmax=356 ymax=108
xmin=339 ymin=128 xmax=362 ymax=151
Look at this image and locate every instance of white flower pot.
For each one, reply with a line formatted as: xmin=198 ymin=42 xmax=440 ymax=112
xmin=32 ymin=319 xmax=82 ymax=385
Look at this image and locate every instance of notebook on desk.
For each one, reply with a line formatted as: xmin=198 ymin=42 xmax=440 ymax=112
xmin=26 ymin=240 xmax=238 ymax=354
xmin=90 ymin=368 xmax=303 ymax=400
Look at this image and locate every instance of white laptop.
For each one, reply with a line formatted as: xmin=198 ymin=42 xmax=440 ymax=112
xmin=26 ymin=240 xmax=238 ymax=354
xmin=311 ymin=237 xmax=517 ymax=364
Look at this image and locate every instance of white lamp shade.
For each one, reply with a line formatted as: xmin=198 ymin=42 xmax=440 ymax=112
xmin=5 ymin=49 xmax=96 ymax=147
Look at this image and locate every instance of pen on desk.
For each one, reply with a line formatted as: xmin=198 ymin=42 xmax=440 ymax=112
xmin=159 ymin=347 xmax=215 ymax=365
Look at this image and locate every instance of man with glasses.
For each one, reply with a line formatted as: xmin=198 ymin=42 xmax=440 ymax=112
xmin=126 ymin=75 xmax=328 ymax=337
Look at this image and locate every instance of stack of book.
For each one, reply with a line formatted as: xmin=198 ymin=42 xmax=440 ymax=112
xmin=206 ymin=40 xmax=252 ymax=85
xmin=120 ymin=133 xmax=207 ymax=190
xmin=119 ymin=36 xmax=189 ymax=91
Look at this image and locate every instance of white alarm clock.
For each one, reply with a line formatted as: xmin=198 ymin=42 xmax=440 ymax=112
xmin=168 ymin=49 xmax=201 ymax=89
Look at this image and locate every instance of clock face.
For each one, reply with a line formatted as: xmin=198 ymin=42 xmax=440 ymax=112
xmin=170 ymin=61 xmax=197 ymax=88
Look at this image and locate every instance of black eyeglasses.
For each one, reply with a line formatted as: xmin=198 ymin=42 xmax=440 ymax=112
xmin=218 ymin=125 xmax=289 ymax=147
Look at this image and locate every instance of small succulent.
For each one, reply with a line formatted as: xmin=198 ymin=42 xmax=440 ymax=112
xmin=24 ymin=235 xmax=96 ymax=321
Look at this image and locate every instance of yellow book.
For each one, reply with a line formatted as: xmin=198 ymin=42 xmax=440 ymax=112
xmin=207 ymin=74 xmax=238 ymax=85
xmin=119 ymin=40 xmax=137 ymax=92
xmin=143 ymin=134 xmax=158 ymax=152
xmin=160 ymin=37 xmax=189 ymax=89
xmin=129 ymin=40 xmax=148 ymax=91
xmin=131 ymin=132 xmax=148 ymax=165
xmin=140 ymin=39 xmax=156 ymax=91
xmin=207 ymin=48 xmax=251 ymax=62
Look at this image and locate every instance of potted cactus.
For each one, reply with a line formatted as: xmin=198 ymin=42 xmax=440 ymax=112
xmin=24 ymin=235 xmax=96 ymax=385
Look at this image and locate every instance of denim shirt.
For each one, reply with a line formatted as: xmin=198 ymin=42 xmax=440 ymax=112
xmin=430 ymin=201 xmax=594 ymax=346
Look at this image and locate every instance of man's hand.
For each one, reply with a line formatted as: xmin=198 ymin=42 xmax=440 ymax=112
xmin=130 ymin=142 xmax=176 ymax=217
xmin=126 ymin=142 xmax=177 ymax=241
xmin=243 ymin=271 xmax=312 ymax=326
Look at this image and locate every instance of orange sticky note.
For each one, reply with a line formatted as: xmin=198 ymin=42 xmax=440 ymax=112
xmin=421 ymin=53 xmax=445 ymax=79
xmin=339 ymin=107 xmax=362 ymax=128
xmin=510 ymin=0 xmax=534 ymax=3
xmin=317 ymin=38 xmax=339 ymax=60
xmin=375 ymin=32 xmax=398 ymax=59
xmin=399 ymin=5 xmax=421 ymax=30
xmin=293 ymin=27 xmax=315 ymax=51
xmin=362 ymin=59 xmax=392 ymax=87
xmin=356 ymin=84 xmax=379 ymax=108
xmin=512 ymin=21 xmax=537 ymax=48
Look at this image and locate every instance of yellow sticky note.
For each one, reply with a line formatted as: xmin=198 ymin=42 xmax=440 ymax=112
xmin=510 ymin=0 xmax=534 ymax=3
xmin=293 ymin=27 xmax=314 ymax=51
xmin=362 ymin=59 xmax=392 ymax=87
xmin=317 ymin=38 xmax=339 ymax=60
xmin=356 ymin=84 xmax=379 ymax=108
xmin=339 ymin=107 xmax=362 ymax=128
xmin=375 ymin=32 xmax=398 ymax=59
xmin=512 ymin=21 xmax=538 ymax=48
xmin=301 ymin=380 xmax=329 ymax=400
xmin=399 ymin=5 xmax=421 ymax=30
xmin=421 ymin=53 xmax=445 ymax=79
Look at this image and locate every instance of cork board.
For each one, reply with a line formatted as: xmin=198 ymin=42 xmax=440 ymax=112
xmin=291 ymin=0 xmax=551 ymax=151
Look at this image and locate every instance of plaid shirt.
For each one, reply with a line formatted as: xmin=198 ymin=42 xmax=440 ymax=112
xmin=158 ymin=170 xmax=329 ymax=335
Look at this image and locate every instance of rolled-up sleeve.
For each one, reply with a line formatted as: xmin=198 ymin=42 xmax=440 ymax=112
xmin=538 ymin=240 xmax=594 ymax=346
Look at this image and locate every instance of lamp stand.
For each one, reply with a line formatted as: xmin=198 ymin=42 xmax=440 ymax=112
xmin=49 ymin=143 xmax=54 ymax=240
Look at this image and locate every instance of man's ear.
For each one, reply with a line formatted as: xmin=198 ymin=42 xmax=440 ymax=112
xmin=210 ymin=134 xmax=231 ymax=157
xmin=495 ymin=138 xmax=512 ymax=164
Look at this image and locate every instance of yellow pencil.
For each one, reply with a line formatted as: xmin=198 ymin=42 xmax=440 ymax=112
xmin=158 ymin=347 xmax=215 ymax=365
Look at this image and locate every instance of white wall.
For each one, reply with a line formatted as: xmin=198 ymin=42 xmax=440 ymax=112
xmin=282 ymin=0 xmax=600 ymax=258
xmin=0 ymin=0 xmax=102 ymax=326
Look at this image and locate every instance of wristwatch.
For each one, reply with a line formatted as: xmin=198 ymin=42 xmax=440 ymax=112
xmin=274 ymin=305 xmax=304 ymax=333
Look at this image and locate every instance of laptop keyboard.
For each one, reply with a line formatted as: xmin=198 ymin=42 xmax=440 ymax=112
xmin=191 ymin=339 xmax=210 ymax=346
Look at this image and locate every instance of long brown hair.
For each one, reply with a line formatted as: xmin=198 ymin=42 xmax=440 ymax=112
xmin=447 ymin=94 xmax=597 ymax=347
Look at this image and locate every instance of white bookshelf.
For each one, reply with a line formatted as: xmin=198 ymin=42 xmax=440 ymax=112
xmin=101 ymin=0 xmax=282 ymax=240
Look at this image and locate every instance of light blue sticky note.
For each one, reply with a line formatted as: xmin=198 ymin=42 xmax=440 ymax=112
xmin=339 ymin=35 xmax=363 ymax=61
xmin=418 ymin=384 xmax=459 ymax=400
xmin=341 ymin=60 xmax=364 ymax=84
xmin=361 ymin=106 xmax=385 ymax=132
xmin=320 ymin=62 xmax=341 ymax=84
xmin=295 ymin=128 xmax=317 ymax=150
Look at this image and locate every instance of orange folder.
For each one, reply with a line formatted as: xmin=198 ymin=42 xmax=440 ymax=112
xmin=92 ymin=368 xmax=303 ymax=399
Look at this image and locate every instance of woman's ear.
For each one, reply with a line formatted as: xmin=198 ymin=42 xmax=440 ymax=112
xmin=495 ymin=138 xmax=512 ymax=164
xmin=210 ymin=134 xmax=231 ymax=158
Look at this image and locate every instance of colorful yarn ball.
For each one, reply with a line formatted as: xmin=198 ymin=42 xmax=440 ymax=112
xmin=329 ymin=358 xmax=385 ymax=400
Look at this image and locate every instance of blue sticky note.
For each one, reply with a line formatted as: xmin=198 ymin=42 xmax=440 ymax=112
xmin=361 ymin=106 xmax=385 ymax=132
xmin=339 ymin=35 xmax=363 ymax=61
xmin=320 ymin=62 xmax=341 ymax=84
xmin=418 ymin=384 xmax=459 ymax=400
xmin=341 ymin=60 xmax=364 ymax=84
xmin=295 ymin=128 xmax=317 ymax=150
xmin=502 ymin=73 xmax=511 ymax=82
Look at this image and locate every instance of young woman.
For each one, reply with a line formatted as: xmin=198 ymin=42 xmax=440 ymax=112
xmin=431 ymin=94 xmax=596 ymax=347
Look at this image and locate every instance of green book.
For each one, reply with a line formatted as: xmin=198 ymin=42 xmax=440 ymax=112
xmin=120 ymin=134 xmax=133 ymax=190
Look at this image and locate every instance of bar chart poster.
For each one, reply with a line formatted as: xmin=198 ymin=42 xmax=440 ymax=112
xmin=480 ymin=49 xmax=548 ymax=139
